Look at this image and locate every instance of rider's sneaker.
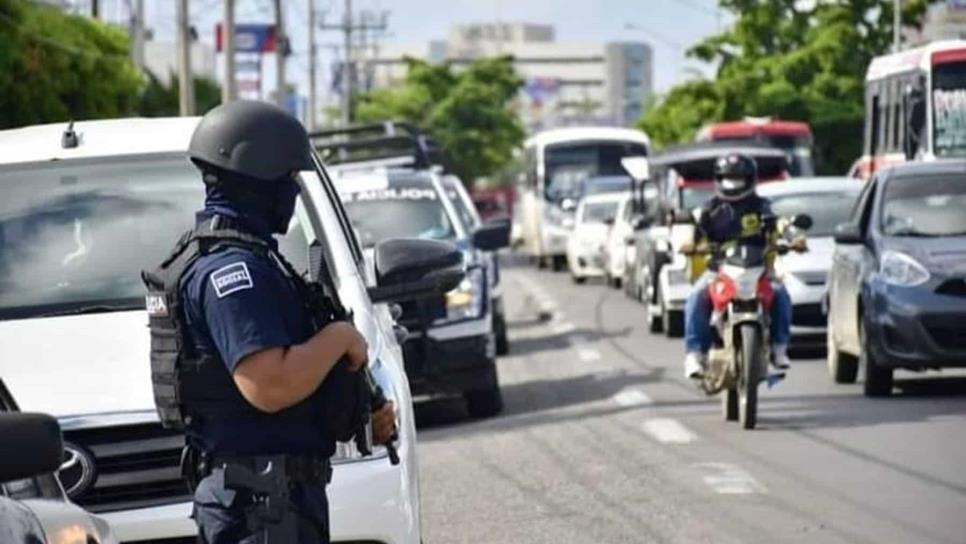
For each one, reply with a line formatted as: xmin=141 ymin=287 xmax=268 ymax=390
xmin=771 ymin=344 xmax=791 ymax=370
xmin=683 ymin=352 xmax=708 ymax=380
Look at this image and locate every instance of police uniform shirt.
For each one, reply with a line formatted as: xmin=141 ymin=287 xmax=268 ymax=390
xmin=180 ymin=216 xmax=333 ymax=457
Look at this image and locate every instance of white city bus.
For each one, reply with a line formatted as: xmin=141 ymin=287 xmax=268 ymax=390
xmin=852 ymin=40 xmax=966 ymax=178
xmin=516 ymin=127 xmax=650 ymax=270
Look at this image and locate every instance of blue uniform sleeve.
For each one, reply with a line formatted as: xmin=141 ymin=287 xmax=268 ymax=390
xmin=197 ymin=253 xmax=298 ymax=373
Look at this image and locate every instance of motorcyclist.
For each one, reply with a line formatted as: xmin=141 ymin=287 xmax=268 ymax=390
xmin=681 ymin=153 xmax=803 ymax=380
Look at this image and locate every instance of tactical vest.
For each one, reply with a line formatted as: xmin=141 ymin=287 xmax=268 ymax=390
xmin=141 ymin=218 xmax=369 ymax=443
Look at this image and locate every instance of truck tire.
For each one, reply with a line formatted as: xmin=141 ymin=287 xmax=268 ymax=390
xmin=465 ymin=384 xmax=503 ymax=418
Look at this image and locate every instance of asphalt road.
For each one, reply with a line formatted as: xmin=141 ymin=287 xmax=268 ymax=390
xmin=414 ymin=254 xmax=966 ymax=544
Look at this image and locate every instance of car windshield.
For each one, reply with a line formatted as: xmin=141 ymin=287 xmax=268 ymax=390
xmin=342 ymin=187 xmax=456 ymax=247
xmin=583 ymin=176 xmax=632 ymax=196
xmin=544 ymin=141 xmax=646 ymax=202
xmin=769 ymin=190 xmax=860 ymax=237
xmin=0 ymin=156 xmax=314 ymax=321
xmin=445 ymin=186 xmax=478 ymax=230
xmin=680 ymin=186 xmax=714 ymax=210
xmin=580 ymin=201 xmax=619 ymax=224
xmin=932 ymin=61 xmax=966 ymax=157
xmin=881 ymin=174 xmax=966 ymax=237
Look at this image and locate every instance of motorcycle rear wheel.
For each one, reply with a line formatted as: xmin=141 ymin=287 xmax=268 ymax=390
xmin=738 ymin=324 xmax=761 ymax=430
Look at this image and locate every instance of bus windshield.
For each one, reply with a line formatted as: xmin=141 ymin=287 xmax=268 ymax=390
xmin=933 ymin=61 xmax=966 ymax=157
xmin=544 ymin=141 xmax=646 ymax=202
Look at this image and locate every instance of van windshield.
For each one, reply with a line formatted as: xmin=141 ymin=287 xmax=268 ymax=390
xmin=544 ymin=141 xmax=646 ymax=202
xmin=0 ymin=156 xmax=313 ymax=321
xmin=0 ymin=157 xmax=200 ymax=320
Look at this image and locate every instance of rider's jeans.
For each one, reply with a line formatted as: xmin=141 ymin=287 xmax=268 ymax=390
xmin=684 ymin=272 xmax=792 ymax=353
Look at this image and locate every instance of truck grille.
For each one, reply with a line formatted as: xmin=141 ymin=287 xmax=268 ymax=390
xmin=63 ymin=423 xmax=188 ymax=513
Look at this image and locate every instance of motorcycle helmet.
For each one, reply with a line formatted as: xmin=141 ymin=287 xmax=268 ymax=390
xmin=713 ymin=153 xmax=757 ymax=202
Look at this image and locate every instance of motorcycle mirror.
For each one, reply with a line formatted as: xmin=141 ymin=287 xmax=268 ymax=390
xmin=792 ymin=214 xmax=813 ymax=231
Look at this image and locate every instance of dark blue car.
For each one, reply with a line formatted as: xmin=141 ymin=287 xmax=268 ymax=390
xmin=826 ymin=159 xmax=966 ymax=396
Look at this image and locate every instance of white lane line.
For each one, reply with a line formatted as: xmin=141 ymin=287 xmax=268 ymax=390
xmin=613 ymin=387 xmax=653 ymax=407
xmin=641 ymin=418 xmax=697 ymax=444
xmin=693 ymin=463 xmax=766 ymax=494
xmin=577 ymin=348 xmax=601 ymax=362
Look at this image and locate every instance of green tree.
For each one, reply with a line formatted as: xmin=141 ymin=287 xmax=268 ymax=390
xmin=0 ymin=0 xmax=142 ymax=128
xmin=639 ymin=0 xmax=935 ymax=173
xmin=138 ymin=72 xmax=222 ymax=117
xmin=354 ymin=56 xmax=524 ymax=183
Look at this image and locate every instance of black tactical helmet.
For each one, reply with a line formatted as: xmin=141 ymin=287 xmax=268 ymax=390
xmin=188 ymin=100 xmax=312 ymax=182
xmin=713 ymin=153 xmax=757 ymax=201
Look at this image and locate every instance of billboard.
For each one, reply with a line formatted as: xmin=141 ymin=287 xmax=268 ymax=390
xmin=215 ymin=23 xmax=277 ymax=53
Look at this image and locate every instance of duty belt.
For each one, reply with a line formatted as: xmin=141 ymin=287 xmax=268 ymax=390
xmin=212 ymin=454 xmax=333 ymax=485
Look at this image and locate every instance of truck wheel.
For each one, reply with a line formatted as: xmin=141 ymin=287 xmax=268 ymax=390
xmin=495 ymin=314 xmax=510 ymax=356
xmin=664 ymin=305 xmax=684 ymax=338
xmin=465 ymin=384 xmax=503 ymax=418
xmin=861 ymin=320 xmax=893 ymax=397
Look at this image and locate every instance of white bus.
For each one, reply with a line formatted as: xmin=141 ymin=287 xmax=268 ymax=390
xmin=516 ymin=127 xmax=650 ymax=270
xmin=852 ymin=40 xmax=966 ymax=178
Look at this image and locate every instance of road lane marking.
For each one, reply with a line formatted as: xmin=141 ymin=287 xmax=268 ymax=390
xmin=577 ymin=348 xmax=601 ymax=362
xmin=613 ymin=387 xmax=653 ymax=407
xmin=693 ymin=463 xmax=766 ymax=494
xmin=641 ymin=418 xmax=697 ymax=444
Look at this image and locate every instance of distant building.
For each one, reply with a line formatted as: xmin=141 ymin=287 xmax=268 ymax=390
xmin=369 ymin=23 xmax=653 ymax=129
xmin=143 ymin=41 xmax=217 ymax=85
xmin=907 ymin=1 xmax=966 ymax=44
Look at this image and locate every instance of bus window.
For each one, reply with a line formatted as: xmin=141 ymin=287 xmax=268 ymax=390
xmin=933 ymin=60 xmax=966 ymax=157
xmin=893 ymin=79 xmax=902 ymax=152
xmin=869 ymin=94 xmax=881 ymax=157
xmin=543 ymin=141 xmax=647 ymax=202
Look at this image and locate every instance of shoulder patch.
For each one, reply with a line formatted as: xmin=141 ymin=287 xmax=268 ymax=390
xmin=210 ymin=261 xmax=254 ymax=298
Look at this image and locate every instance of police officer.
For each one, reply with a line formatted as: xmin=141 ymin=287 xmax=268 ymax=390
xmin=681 ymin=153 xmax=803 ymax=380
xmin=144 ymin=100 xmax=396 ymax=543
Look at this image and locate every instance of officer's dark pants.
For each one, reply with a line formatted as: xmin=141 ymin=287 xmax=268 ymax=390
xmin=193 ymin=468 xmax=329 ymax=544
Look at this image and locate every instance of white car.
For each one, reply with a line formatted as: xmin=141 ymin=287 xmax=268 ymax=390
xmin=566 ymin=193 xmax=627 ymax=283
xmin=758 ymin=177 xmax=862 ymax=348
xmin=0 ymin=118 xmax=424 ymax=543
xmin=601 ymin=193 xmax=636 ymax=289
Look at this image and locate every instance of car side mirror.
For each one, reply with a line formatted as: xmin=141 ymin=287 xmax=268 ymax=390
xmin=0 ymin=413 xmax=63 ymax=483
xmin=833 ymin=223 xmax=863 ymax=245
xmin=472 ymin=222 xmax=510 ymax=251
xmin=368 ymin=238 xmax=465 ymax=304
xmin=792 ymin=214 xmax=813 ymax=231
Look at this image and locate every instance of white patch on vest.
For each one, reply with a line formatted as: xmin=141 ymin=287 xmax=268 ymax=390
xmin=210 ymin=261 xmax=254 ymax=298
xmin=145 ymin=294 xmax=168 ymax=317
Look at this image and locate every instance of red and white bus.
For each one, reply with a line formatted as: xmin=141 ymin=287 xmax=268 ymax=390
xmin=852 ymin=40 xmax=966 ymax=179
xmin=696 ymin=118 xmax=814 ymax=176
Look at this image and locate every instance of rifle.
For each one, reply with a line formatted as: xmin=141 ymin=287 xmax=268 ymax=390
xmin=305 ymin=242 xmax=400 ymax=466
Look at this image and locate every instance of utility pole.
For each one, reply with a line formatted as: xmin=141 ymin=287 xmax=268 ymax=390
xmin=308 ymin=0 xmax=317 ymax=129
xmin=128 ymin=0 xmax=145 ymax=71
xmin=274 ymin=0 xmax=287 ymax=110
xmin=91 ymin=0 xmax=99 ymax=18
xmin=223 ymin=0 xmax=237 ymax=103
xmin=177 ymin=0 xmax=195 ymax=116
xmin=320 ymin=0 xmax=387 ymax=125
xmin=893 ymin=0 xmax=902 ymax=53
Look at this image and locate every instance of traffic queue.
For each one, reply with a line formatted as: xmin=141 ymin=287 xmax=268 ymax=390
xmin=1 ymin=37 xmax=965 ymax=544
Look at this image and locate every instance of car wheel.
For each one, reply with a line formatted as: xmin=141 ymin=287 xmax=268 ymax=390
xmin=647 ymin=278 xmax=663 ymax=333
xmin=660 ymin=288 xmax=684 ymax=337
xmin=572 ymin=273 xmax=586 ymax=284
xmin=860 ymin=319 xmax=893 ymax=397
xmin=551 ymin=255 xmax=566 ymax=272
xmin=611 ymin=275 xmax=622 ymax=289
xmin=465 ymin=384 xmax=503 ymax=418
xmin=536 ymin=256 xmax=547 ymax=269
xmin=826 ymin=326 xmax=858 ymax=384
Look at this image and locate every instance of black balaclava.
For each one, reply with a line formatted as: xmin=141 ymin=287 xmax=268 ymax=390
xmin=201 ymin=168 xmax=301 ymax=238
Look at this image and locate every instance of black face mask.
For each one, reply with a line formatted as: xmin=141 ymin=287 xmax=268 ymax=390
xmin=204 ymin=170 xmax=301 ymax=236
xmin=271 ymin=176 xmax=301 ymax=234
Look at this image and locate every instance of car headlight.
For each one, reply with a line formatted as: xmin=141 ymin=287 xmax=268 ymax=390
xmin=438 ymin=266 xmax=486 ymax=322
xmin=879 ymin=250 xmax=930 ymax=287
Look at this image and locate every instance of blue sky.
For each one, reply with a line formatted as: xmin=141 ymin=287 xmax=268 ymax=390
xmin=92 ymin=0 xmax=727 ymax=96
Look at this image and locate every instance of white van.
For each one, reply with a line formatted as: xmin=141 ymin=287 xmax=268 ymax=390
xmin=0 ymin=118 xmax=430 ymax=543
